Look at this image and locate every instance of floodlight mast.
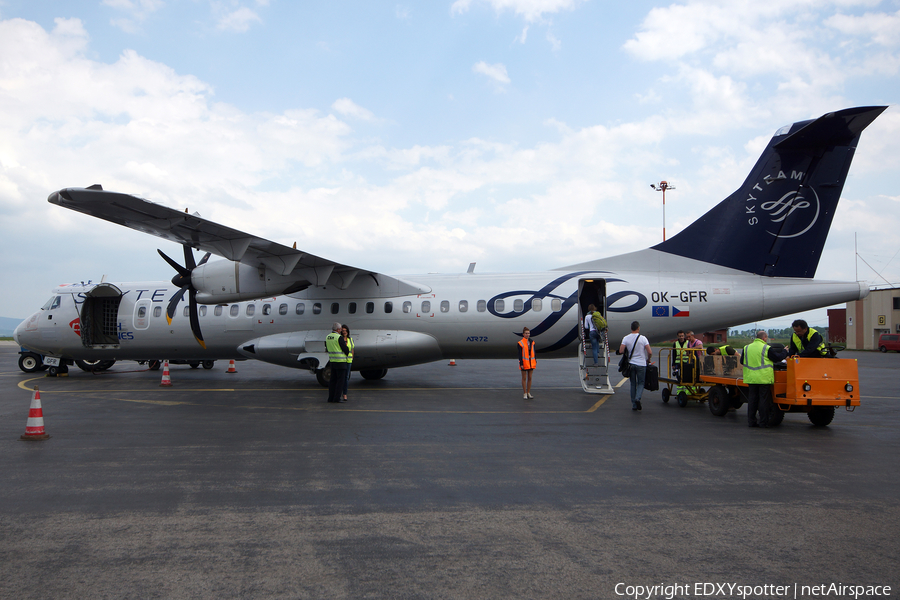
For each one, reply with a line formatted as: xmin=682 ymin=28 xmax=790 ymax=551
xmin=650 ymin=181 xmax=675 ymax=241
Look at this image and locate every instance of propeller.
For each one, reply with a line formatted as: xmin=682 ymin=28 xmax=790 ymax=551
xmin=158 ymin=245 xmax=211 ymax=349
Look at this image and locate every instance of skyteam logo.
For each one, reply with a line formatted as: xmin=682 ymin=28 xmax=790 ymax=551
xmin=762 ymin=187 xmax=820 ymax=239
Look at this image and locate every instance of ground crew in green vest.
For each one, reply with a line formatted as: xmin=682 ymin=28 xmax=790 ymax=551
xmin=789 ymin=319 xmax=827 ymax=357
xmin=706 ymin=344 xmax=739 ymax=357
xmin=341 ymin=325 xmax=355 ymax=401
xmin=672 ymin=330 xmax=692 ymax=392
xmin=325 ymin=322 xmax=351 ymax=403
xmin=741 ymin=330 xmax=789 ymax=427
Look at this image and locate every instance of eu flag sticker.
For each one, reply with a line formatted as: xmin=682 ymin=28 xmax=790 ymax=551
xmin=673 ymin=306 xmax=690 ymax=317
xmin=652 ymin=305 xmax=669 ymax=317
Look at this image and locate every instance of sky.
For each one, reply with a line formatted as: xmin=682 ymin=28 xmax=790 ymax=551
xmin=1 ymin=0 xmax=899 ymax=331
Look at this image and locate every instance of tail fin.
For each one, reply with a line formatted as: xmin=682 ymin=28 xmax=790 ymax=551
xmin=654 ymin=106 xmax=887 ymax=278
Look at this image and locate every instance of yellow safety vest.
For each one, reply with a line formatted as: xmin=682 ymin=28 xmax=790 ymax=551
xmin=742 ymin=339 xmax=774 ymax=384
xmin=326 ymin=332 xmax=349 ymax=363
xmin=674 ymin=340 xmax=690 ymax=364
xmin=792 ymin=328 xmax=826 ymax=357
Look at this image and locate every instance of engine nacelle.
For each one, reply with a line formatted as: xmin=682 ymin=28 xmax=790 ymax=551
xmin=192 ymin=260 xmax=299 ymax=304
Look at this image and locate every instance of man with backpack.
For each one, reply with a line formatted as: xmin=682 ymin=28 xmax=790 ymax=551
xmin=583 ymin=304 xmax=607 ymax=366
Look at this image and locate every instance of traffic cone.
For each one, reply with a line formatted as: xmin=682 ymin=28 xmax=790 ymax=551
xmin=226 ymin=359 xmax=237 ymax=373
xmin=448 ymin=358 xmax=457 ymax=366
xmin=159 ymin=360 xmax=173 ymax=387
xmin=20 ymin=386 xmax=50 ymax=441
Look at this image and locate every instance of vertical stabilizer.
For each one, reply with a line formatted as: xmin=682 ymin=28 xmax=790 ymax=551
xmin=654 ymin=106 xmax=887 ymax=278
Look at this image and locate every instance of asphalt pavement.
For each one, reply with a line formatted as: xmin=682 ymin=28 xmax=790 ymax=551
xmin=1 ymin=342 xmax=897 ymax=599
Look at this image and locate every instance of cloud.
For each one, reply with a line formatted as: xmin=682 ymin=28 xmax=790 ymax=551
xmin=102 ymin=0 xmax=165 ymax=33
xmin=472 ymin=61 xmax=511 ymax=85
xmin=215 ymin=6 xmax=262 ymax=32
xmin=451 ymin=0 xmax=586 ymax=22
xmin=331 ymin=98 xmax=380 ymax=122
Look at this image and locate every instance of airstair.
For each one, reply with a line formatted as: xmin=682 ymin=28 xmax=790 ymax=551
xmin=579 ymin=326 xmax=615 ymax=394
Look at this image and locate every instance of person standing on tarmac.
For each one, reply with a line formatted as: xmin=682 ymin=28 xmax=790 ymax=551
xmin=341 ymin=325 xmax=355 ymax=401
xmin=790 ymin=319 xmax=827 ymax=357
xmin=518 ymin=327 xmax=536 ymax=399
xmin=741 ymin=330 xmax=788 ymax=427
xmin=325 ymin=322 xmax=351 ymax=403
xmin=672 ymin=330 xmax=690 ymax=391
xmin=619 ymin=321 xmax=652 ymax=411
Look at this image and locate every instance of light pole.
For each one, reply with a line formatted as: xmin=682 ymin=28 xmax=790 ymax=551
xmin=650 ymin=181 xmax=675 ymax=241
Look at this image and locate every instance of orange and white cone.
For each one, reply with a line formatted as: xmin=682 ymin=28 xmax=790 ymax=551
xmin=20 ymin=386 xmax=50 ymax=441
xmin=448 ymin=358 xmax=457 ymax=366
xmin=159 ymin=359 xmax=173 ymax=387
xmin=226 ymin=359 xmax=237 ymax=373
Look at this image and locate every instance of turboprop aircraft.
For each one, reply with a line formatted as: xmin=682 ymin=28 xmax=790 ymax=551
xmin=14 ymin=106 xmax=886 ymax=388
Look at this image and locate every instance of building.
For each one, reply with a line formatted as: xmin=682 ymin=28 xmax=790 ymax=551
xmin=846 ymin=287 xmax=900 ymax=350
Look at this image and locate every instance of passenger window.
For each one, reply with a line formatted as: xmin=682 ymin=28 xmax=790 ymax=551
xmin=366 ymin=302 xmax=374 ymax=314
xmin=477 ymin=300 xmax=486 ymax=312
xmin=153 ymin=306 xmax=162 ymax=318
xmin=440 ymin=300 xmax=449 ymax=313
xmin=215 ymin=305 xmax=223 ymax=317
xmin=348 ymin=302 xmax=357 ymax=314
xmin=183 ymin=306 xmax=190 ymax=318
xmin=262 ymin=304 xmax=271 ymax=316
xmin=331 ymin=303 xmax=339 ymax=314
xmin=246 ymin=304 xmax=255 ymax=316
xmin=422 ymin=300 xmax=431 ymax=313
xmin=138 ymin=306 xmax=147 ymax=318
xmin=230 ymin=305 xmax=240 ymax=317
xmin=459 ymin=300 xmax=468 ymax=312
xmin=495 ymin=299 xmax=505 ymax=312
xmin=199 ymin=306 xmax=207 ymax=317
xmin=279 ymin=303 xmax=288 ymax=316
xmin=514 ymin=299 xmax=524 ymax=312
xmin=532 ymin=298 xmax=542 ymax=312
xmin=403 ymin=301 xmax=412 ymax=313
xmin=313 ymin=303 xmax=322 ymax=315
xmin=296 ymin=303 xmax=305 ymax=315
xmin=551 ymin=299 xmax=562 ymax=311
xmin=384 ymin=301 xmax=393 ymax=314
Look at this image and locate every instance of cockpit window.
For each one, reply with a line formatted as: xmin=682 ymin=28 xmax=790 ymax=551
xmin=42 ymin=296 xmax=61 ymax=310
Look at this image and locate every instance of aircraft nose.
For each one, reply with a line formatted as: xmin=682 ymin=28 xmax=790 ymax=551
xmin=13 ymin=313 xmax=39 ymax=349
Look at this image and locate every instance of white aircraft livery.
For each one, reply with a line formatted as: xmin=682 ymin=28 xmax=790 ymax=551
xmin=14 ymin=106 xmax=886 ymax=386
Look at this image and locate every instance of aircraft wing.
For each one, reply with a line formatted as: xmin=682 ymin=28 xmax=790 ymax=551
xmin=48 ymin=186 xmax=423 ymax=293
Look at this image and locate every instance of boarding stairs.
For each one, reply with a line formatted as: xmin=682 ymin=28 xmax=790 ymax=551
xmin=579 ymin=327 xmax=614 ymax=394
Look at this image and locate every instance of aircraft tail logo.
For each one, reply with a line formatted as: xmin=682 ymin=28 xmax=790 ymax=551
xmin=653 ymin=106 xmax=886 ymax=278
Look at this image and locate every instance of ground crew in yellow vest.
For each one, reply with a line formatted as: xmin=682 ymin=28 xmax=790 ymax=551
xmin=789 ymin=319 xmax=827 ymax=357
xmin=672 ymin=330 xmax=692 ymax=392
xmin=325 ymin=322 xmax=351 ymax=403
xmin=706 ymin=345 xmax=739 ymax=356
xmin=741 ymin=330 xmax=788 ymax=428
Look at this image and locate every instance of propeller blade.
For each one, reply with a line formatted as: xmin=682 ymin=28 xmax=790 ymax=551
xmin=197 ymin=252 xmax=211 ymax=266
xmin=166 ymin=287 xmax=187 ymax=325
xmin=158 ymin=249 xmax=190 ymax=277
xmin=183 ymin=244 xmax=197 ymax=270
xmin=188 ymin=288 xmax=206 ymax=349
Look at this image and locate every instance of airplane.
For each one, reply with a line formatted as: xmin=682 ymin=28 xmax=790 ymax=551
xmin=14 ymin=106 xmax=887 ymax=390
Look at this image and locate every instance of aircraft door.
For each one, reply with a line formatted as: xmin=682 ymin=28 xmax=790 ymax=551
xmin=577 ymin=278 xmax=607 ymax=329
xmin=80 ymin=283 xmax=124 ymax=348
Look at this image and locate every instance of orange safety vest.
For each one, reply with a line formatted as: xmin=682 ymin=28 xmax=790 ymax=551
xmin=518 ymin=338 xmax=536 ymax=370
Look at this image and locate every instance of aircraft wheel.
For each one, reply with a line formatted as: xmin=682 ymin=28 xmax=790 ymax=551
xmin=360 ymin=368 xmax=388 ymax=381
xmin=676 ymin=391 xmax=688 ymax=407
xmin=18 ymin=354 xmax=42 ymax=373
xmin=315 ymin=365 xmax=331 ymax=388
xmin=202 ymin=361 xmax=215 ymax=370
xmin=189 ymin=362 xmax=200 ymax=369
xmin=75 ymin=359 xmax=116 ymax=372
xmin=148 ymin=360 xmax=161 ymax=371
xmin=708 ymin=385 xmax=730 ymax=416
xmin=768 ymin=407 xmax=786 ymax=427
xmin=661 ymin=387 xmax=671 ymax=404
xmin=808 ymin=406 xmax=835 ymax=426
xmin=880 ymin=345 xmax=887 ymax=353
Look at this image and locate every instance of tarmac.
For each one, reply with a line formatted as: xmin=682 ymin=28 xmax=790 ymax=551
xmin=1 ymin=341 xmax=898 ymax=599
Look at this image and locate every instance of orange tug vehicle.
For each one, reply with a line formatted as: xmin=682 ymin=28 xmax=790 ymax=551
xmin=658 ymin=347 xmax=859 ymax=426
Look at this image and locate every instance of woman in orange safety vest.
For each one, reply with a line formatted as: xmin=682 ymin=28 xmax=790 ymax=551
xmin=518 ymin=327 xmax=536 ymax=399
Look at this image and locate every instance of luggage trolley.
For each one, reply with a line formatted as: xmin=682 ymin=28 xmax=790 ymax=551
xmin=658 ymin=347 xmax=711 ymax=408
